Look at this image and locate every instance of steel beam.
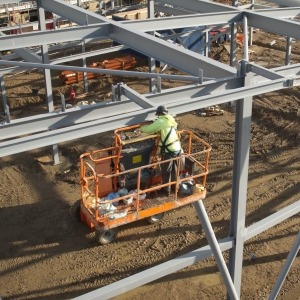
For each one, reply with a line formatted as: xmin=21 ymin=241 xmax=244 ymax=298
xmin=121 ymin=84 xmax=156 ymax=109
xmin=40 ymin=0 xmax=108 ymax=25
xmin=0 ymin=75 xmax=295 ymax=156
xmin=109 ymin=26 xmax=234 ymax=78
xmin=249 ymin=64 xmax=287 ymax=80
xmin=156 ymin=0 xmax=239 ymax=13
xmin=40 ymin=0 xmax=236 ymax=78
xmin=0 ymin=60 xmax=200 ymax=81
xmin=72 ymin=236 xmax=235 ymax=300
xmin=244 ymin=200 xmax=300 ymax=241
xmin=123 ymin=11 xmax=242 ymax=31
xmin=262 ymin=0 xmax=300 ymax=7
xmin=154 ymin=3 xmax=194 ymax=16
xmin=194 ymin=200 xmax=239 ymax=300
xmin=253 ymin=8 xmax=300 ymax=18
xmin=246 ymin=11 xmax=300 ymax=40
xmin=2 ymin=60 xmax=300 ymax=144
xmin=0 ymin=26 xmax=111 ymax=51
xmin=0 ymin=76 xmax=242 ymax=140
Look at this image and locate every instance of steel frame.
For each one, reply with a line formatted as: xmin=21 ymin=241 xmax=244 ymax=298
xmin=0 ymin=0 xmax=299 ymax=299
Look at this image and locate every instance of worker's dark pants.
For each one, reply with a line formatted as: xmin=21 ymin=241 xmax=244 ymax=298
xmin=161 ymin=152 xmax=179 ymax=193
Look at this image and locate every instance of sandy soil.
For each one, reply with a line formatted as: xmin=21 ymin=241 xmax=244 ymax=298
xmin=0 ymin=9 xmax=300 ymax=300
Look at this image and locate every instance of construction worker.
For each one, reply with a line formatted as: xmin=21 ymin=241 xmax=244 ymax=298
xmin=140 ymin=105 xmax=181 ymax=196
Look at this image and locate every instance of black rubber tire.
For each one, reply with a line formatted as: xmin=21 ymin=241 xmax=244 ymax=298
xmin=96 ymin=228 xmax=118 ymax=245
xmin=147 ymin=212 xmax=165 ymax=224
xmin=70 ymin=199 xmax=81 ymax=221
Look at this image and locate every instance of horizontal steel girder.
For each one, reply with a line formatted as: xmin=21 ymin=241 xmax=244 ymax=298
xmin=246 ymin=11 xmax=300 ymax=40
xmin=244 ymin=200 xmax=300 ymax=241
xmin=108 ymin=26 xmax=234 ymax=78
xmin=264 ymin=0 xmax=300 ymax=7
xmin=156 ymin=0 xmax=238 ymax=13
xmin=253 ymin=8 xmax=300 ymax=18
xmin=0 ymin=60 xmax=199 ymax=82
xmin=0 ymin=76 xmax=242 ymax=140
xmin=73 ymin=236 xmax=235 ymax=300
xmin=154 ymin=3 xmax=195 ymax=16
xmin=123 ymin=11 xmax=242 ymax=31
xmin=121 ymin=85 xmax=156 ymax=109
xmin=0 ymin=25 xmax=110 ymax=51
xmin=39 ymin=0 xmax=235 ymax=78
xmin=1 ymin=70 xmax=299 ymax=156
xmin=72 ymin=199 xmax=300 ymax=300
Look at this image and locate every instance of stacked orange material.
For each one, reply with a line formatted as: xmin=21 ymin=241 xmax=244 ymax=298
xmin=59 ymin=56 xmax=137 ymax=85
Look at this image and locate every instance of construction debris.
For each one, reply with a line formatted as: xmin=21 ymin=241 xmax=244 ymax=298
xmin=59 ymin=56 xmax=137 ymax=85
xmin=197 ymin=105 xmax=224 ymax=117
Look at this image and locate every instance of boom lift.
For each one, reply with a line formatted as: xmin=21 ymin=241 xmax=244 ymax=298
xmin=77 ymin=123 xmax=211 ymax=244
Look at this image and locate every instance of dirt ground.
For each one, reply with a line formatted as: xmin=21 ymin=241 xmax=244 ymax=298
xmin=1 ymin=6 xmax=300 ymax=300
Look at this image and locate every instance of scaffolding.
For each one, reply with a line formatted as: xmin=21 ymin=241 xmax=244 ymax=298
xmin=0 ymin=0 xmax=299 ymax=299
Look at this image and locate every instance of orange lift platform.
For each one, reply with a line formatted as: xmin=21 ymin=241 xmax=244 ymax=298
xmin=77 ymin=123 xmax=211 ymax=244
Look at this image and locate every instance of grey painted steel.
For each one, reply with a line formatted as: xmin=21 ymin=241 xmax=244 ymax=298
xmin=249 ymin=0 xmax=254 ymax=46
xmin=121 ymin=84 xmax=156 ymax=109
xmin=243 ymin=15 xmax=249 ymax=61
xmin=263 ymin=0 xmax=300 ymax=6
xmin=70 ymin=199 xmax=300 ymax=300
xmin=2 ymin=62 xmax=300 ymax=142
xmin=0 ymin=73 xmax=10 ymax=123
xmin=246 ymin=11 xmax=300 ymax=40
xmin=60 ymin=93 xmax=66 ymax=113
xmin=0 ymin=25 xmax=111 ymax=51
xmin=81 ymin=41 xmax=88 ymax=93
xmin=0 ymin=60 xmax=200 ymax=82
xmin=148 ymin=0 xmax=156 ymax=93
xmin=41 ymin=0 xmax=236 ymax=78
xmin=73 ymin=236 xmax=235 ymax=300
xmin=244 ymin=200 xmax=300 ymax=241
xmin=109 ymin=26 xmax=235 ymax=78
xmin=123 ymin=11 xmax=242 ymax=31
xmin=40 ymin=0 xmax=108 ymax=25
xmin=156 ymin=0 xmax=238 ymax=13
xmin=38 ymin=3 xmax=60 ymax=165
xmin=0 ymin=75 xmax=295 ymax=157
xmin=286 ymin=37 xmax=292 ymax=65
xmin=268 ymin=232 xmax=300 ymax=300
xmin=153 ymin=3 xmax=194 ymax=16
xmin=253 ymin=8 xmax=300 ymax=18
xmin=194 ymin=200 xmax=239 ymax=300
xmin=228 ymin=65 xmax=254 ymax=298
xmin=249 ymin=64 xmax=286 ymax=80
xmin=0 ymin=76 xmax=242 ymax=140
xmin=230 ymin=23 xmax=237 ymax=67
xmin=50 ymin=45 xmax=129 ymax=65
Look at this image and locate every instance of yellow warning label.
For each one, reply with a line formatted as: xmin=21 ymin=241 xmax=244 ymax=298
xmin=132 ymin=155 xmax=142 ymax=164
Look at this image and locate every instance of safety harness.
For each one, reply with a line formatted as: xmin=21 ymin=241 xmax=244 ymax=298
xmin=160 ymin=126 xmax=179 ymax=156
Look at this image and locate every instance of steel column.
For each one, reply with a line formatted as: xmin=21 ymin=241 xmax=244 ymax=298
xmin=38 ymin=2 xmax=60 ymax=165
xmin=249 ymin=0 xmax=254 ymax=46
xmin=285 ymin=37 xmax=292 ymax=65
xmin=227 ymin=61 xmax=254 ymax=298
xmin=148 ymin=0 xmax=156 ymax=93
xmin=194 ymin=200 xmax=239 ymax=300
xmin=243 ymin=15 xmax=249 ymax=61
xmin=81 ymin=40 xmax=88 ymax=93
xmin=72 ymin=236 xmax=235 ymax=300
xmin=0 ymin=72 xmax=10 ymax=123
